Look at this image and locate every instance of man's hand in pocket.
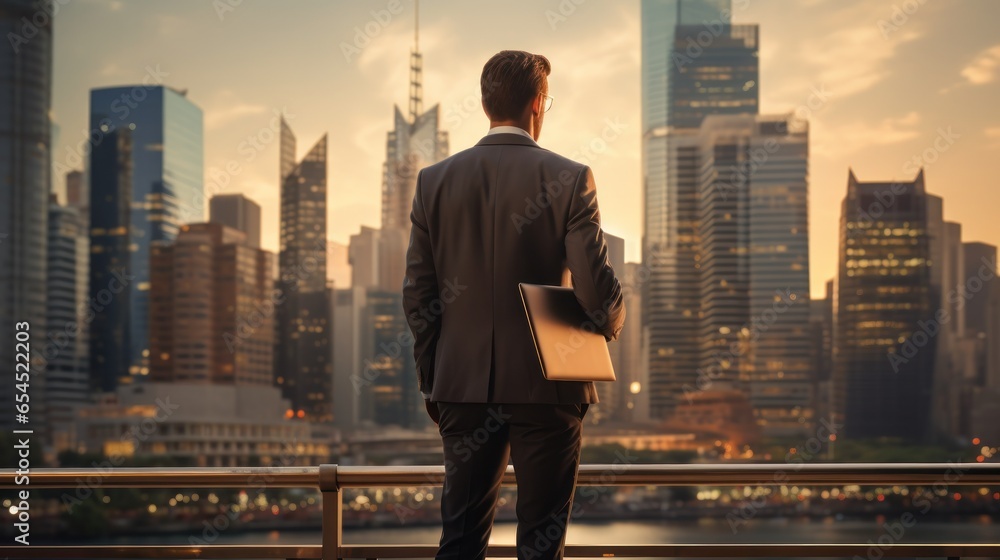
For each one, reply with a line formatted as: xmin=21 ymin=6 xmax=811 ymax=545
xmin=425 ymin=399 xmax=440 ymax=425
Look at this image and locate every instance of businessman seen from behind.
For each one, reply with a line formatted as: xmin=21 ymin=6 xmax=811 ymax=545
xmin=402 ymin=50 xmax=625 ymax=560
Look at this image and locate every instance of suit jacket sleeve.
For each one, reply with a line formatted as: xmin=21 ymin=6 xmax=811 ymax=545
xmin=564 ymin=165 xmax=626 ymax=341
xmin=402 ymin=170 xmax=439 ymax=398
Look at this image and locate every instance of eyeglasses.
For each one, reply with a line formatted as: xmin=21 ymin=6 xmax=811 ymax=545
xmin=542 ymin=94 xmax=554 ymax=113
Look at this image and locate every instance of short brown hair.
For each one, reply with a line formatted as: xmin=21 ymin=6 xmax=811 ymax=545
xmin=480 ymin=50 xmax=551 ymax=121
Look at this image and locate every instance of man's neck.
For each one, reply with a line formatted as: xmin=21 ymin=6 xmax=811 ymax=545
xmin=490 ymin=119 xmax=536 ymax=139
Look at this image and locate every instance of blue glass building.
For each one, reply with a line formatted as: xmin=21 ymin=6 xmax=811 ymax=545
xmin=89 ymin=86 xmax=203 ymax=391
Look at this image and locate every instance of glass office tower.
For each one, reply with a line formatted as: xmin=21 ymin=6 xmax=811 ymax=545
xmin=642 ymin=0 xmax=763 ymax=419
xmin=697 ymin=114 xmax=812 ymax=435
xmin=89 ymin=86 xmax=204 ymax=391
xmin=834 ymin=169 xmax=936 ymax=441
xmin=641 ymin=0 xmax=733 ymax=253
xmin=276 ymin=119 xmax=332 ymax=422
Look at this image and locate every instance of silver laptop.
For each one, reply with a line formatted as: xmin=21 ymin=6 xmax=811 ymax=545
xmin=518 ymin=283 xmax=617 ymax=382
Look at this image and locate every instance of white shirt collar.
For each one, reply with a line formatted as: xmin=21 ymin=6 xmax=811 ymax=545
xmin=487 ymin=126 xmax=537 ymax=144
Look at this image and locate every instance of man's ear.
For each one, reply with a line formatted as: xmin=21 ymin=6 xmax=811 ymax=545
xmin=531 ymin=93 xmax=542 ymax=116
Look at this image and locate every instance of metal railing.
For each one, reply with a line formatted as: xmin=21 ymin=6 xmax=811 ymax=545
xmin=2 ymin=463 xmax=999 ymax=559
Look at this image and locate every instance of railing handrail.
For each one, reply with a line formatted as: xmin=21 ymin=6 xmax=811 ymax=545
xmin=2 ymin=462 xmax=997 ymax=489
xmin=3 ymin=464 xmax=997 ymax=559
xmin=1 ymin=544 xmax=999 ymax=559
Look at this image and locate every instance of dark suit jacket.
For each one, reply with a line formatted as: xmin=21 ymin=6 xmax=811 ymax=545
xmin=402 ymin=132 xmax=625 ymax=404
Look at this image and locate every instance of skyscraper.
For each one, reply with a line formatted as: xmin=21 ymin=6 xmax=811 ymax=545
xmin=66 ymin=169 xmax=85 ymax=210
xmin=276 ymin=119 xmax=332 ymax=422
xmin=150 ymin=223 xmax=274 ymax=386
xmin=88 ymin=85 xmax=204 ymax=390
xmin=332 ymin=286 xmax=423 ymax=430
xmin=326 ymin=240 xmax=351 ymax=288
xmin=834 ymin=169 xmax=936 ymax=441
xmin=809 ymin=280 xmax=835 ymax=424
xmin=926 ymin=207 xmax=966 ymax=438
xmin=988 ymin=279 xmax=1000 ymax=390
xmin=365 ymin=290 xmax=419 ymax=427
xmin=963 ymin=242 xmax=998 ymax=438
xmin=332 ymin=286 xmax=367 ymax=431
xmin=618 ymin=262 xmax=649 ymax=422
xmin=599 ymin=233 xmax=627 ymax=422
xmin=349 ymin=226 xmax=381 ymax=291
xmin=379 ymin=9 xmax=448 ymax=290
xmin=696 ymin=113 xmax=812 ymax=435
xmin=964 ymin=243 xmax=997 ymax=341
xmin=333 ymin=7 xmax=446 ymax=429
xmin=641 ymin=0 xmax=760 ymax=419
xmin=44 ymin=197 xmax=90 ymax=451
xmin=88 ymin=127 xmax=132 ymax=392
xmin=0 ymin=0 xmax=52 ymax=433
xmin=210 ymin=193 xmax=262 ymax=249
xmin=641 ymin=0 xmax=735 ymax=257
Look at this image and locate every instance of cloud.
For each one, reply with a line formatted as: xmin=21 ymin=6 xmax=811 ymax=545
xmin=960 ymin=44 xmax=1000 ymax=85
xmin=200 ymin=89 xmax=271 ymax=130
xmin=812 ymin=111 xmax=921 ymax=158
xmin=204 ymin=102 xmax=267 ymax=130
xmin=762 ymin=0 xmax=927 ymax=104
xmin=797 ymin=24 xmax=922 ymax=99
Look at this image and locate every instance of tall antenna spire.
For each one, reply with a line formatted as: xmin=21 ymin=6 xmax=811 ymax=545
xmin=408 ymin=0 xmax=423 ymax=124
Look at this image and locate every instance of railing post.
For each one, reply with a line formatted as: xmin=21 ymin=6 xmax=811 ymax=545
xmin=319 ymin=464 xmax=342 ymax=560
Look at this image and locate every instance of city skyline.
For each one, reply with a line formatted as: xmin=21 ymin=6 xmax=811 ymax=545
xmin=0 ymin=0 xmax=996 ymax=466
xmin=49 ymin=0 xmax=1000 ymax=298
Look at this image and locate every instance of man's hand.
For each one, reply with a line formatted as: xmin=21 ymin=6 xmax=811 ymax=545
xmin=425 ymin=399 xmax=440 ymax=425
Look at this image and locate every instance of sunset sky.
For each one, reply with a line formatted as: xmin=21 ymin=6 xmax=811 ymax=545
xmin=51 ymin=0 xmax=1000 ymax=298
